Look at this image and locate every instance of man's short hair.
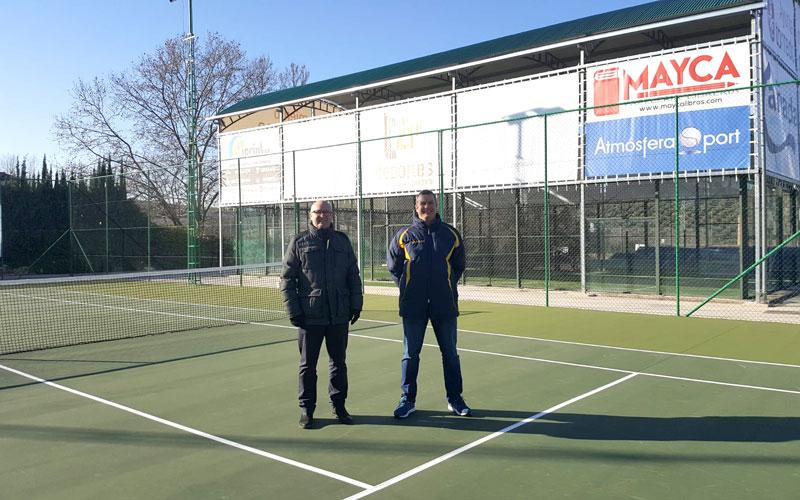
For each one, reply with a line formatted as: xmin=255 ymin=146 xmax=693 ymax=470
xmin=415 ymin=190 xmax=436 ymax=201
xmin=309 ymin=199 xmax=333 ymax=211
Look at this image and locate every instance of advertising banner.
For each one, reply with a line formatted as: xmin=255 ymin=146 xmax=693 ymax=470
xmin=282 ymin=113 xmax=358 ymax=199
xmin=763 ymin=52 xmax=800 ymax=181
xmin=360 ymin=97 xmax=452 ymax=195
xmin=586 ymin=44 xmax=751 ymax=177
xmin=456 ymin=74 xmax=580 ymax=187
xmin=219 ymin=127 xmax=282 ymax=206
xmin=587 ymin=44 xmax=750 ymax=121
xmin=764 ymin=0 xmax=797 ymax=75
xmin=586 ymin=106 xmax=750 ymax=176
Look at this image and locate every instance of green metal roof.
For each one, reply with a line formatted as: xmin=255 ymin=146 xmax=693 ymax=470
xmin=218 ymin=0 xmax=759 ymax=117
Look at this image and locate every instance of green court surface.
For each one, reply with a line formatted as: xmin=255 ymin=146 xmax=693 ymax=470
xmin=2 ymin=295 xmax=800 ymax=499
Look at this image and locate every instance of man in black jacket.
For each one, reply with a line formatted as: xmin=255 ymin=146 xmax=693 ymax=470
xmin=281 ymin=200 xmax=363 ymax=429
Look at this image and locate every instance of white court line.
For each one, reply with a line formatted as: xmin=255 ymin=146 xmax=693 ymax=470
xmin=350 ymin=334 xmax=800 ymax=395
xmin=44 ymin=288 xmax=285 ymax=316
xmin=0 ymin=362 xmax=372 ymax=490
xmin=343 ymin=373 xmax=639 ymax=500
xmin=356 ymin=318 xmax=800 ymax=369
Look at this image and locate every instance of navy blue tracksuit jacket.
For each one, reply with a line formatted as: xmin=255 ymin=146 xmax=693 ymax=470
xmin=387 ymin=214 xmax=466 ymax=319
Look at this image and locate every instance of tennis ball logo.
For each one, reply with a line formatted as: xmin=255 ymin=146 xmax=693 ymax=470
xmin=679 ymin=127 xmax=702 ymax=149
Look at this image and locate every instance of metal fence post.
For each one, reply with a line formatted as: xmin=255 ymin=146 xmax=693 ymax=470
xmin=544 ymin=114 xmax=550 ymax=306
xmin=515 ymin=188 xmax=521 ymax=288
xmin=674 ymin=95 xmax=681 ymax=316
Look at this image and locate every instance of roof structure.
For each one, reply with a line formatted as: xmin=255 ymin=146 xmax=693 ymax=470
xmin=214 ymin=0 xmax=761 ymax=123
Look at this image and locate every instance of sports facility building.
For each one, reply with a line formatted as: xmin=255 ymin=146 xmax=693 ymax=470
xmin=211 ymin=0 xmax=800 ymax=314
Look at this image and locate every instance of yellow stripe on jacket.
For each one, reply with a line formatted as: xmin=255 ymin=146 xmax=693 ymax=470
xmin=398 ymin=227 xmax=412 ymax=286
xmin=445 ymin=226 xmax=460 ymax=288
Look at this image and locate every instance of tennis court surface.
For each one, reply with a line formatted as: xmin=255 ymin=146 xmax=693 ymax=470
xmin=2 ymin=265 xmax=799 ymax=499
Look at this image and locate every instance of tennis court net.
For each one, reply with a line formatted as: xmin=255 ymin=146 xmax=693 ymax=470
xmin=0 ymin=263 xmax=286 ymax=355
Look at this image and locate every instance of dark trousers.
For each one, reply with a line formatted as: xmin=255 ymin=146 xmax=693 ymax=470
xmin=298 ymin=323 xmax=349 ymax=412
xmin=400 ymin=316 xmax=463 ymax=404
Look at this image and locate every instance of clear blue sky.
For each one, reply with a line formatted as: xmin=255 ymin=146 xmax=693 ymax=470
xmin=0 ymin=0 xmax=647 ymax=169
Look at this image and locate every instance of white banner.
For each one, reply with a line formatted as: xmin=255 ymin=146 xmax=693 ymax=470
xmin=360 ymin=97 xmax=453 ymax=195
xmin=764 ymin=52 xmax=800 ymax=181
xmin=456 ymin=74 xmax=580 ymax=187
xmin=218 ymin=127 xmax=282 ymax=206
xmin=283 ymin=114 xmax=358 ymax=199
xmin=764 ymin=0 xmax=798 ymax=75
xmin=587 ymin=44 xmax=751 ymax=122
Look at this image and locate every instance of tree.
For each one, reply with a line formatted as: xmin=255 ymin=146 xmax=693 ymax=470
xmin=54 ymin=32 xmax=308 ymax=234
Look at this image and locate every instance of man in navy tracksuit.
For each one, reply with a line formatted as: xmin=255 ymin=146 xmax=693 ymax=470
xmin=387 ymin=190 xmax=471 ymax=418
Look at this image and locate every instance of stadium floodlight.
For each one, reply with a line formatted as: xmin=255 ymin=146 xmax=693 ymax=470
xmin=170 ymin=0 xmax=199 ymax=269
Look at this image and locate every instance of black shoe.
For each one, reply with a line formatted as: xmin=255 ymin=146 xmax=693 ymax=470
xmin=332 ymin=404 xmax=354 ymax=425
xmin=299 ymin=409 xmax=314 ymax=429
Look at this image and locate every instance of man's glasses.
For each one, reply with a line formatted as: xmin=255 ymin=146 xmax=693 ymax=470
xmin=310 ymin=210 xmax=333 ymax=215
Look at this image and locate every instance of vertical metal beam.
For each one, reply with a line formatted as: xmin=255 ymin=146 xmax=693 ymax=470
xmin=515 ymin=188 xmax=521 ymax=288
xmin=752 ymin=10 xmax=765 ymax=302
xmin=791 ymin=189 xmax=798 ymax=285
xmin=544 ymin=114 xmax=550 ymax=306
xmin=217 ymin=155 xmax=223 ymax=267
xmin=579 ymin=47 xmax=587 ymax=294
xmin=580 ymin=183 xmax=586 ymax=293
xmin=369 ymin=197 xmax=374 ymax=280
xmin=185 ymin=0 xmax=199 ymax=270
xmin=674 ymin=95 xmax=680 ymax=316
xmin=739 ymin=176 xmax=749 ymax=298
xmin=384 ymin=196 xmax=390 ymax=272
xmin=148 ymin=198 xmax=152 ymax=271
xmin=68 ymin=181 xmax=74 ymax=275
xmin=292 ymin=150 xmax=299 ymax=234
xmin=438 ymin=130 xmax=445 ymax=219
xmin=451 ymin=76 xmax=458 ymax=226
xmin=460 ymin=193 xmax=466 ymax=285
xmin=655 ymin=180 xmax=661 ymax=295
xmin=104 ymin=178 xmax=109 ymax=273
xmin=357 ymin=106 xmax=364 ymax=284
xmin=237 ymin=158 xmax=243 ymax=266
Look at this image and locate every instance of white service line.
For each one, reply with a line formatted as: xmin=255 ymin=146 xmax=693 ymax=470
xmin=343 ymin=373 xmax=639 ymax=500
xmin=0 ymin=362 xmax=372 ymax=490
xmin=356 ymin=318 xmax=800 ymax=369
xmin=351 ymin=334 xmax=631 ymax=374
xmin=350 ymin=334 xmax=800 ymax=395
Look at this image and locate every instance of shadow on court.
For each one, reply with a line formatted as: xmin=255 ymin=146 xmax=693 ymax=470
xmin=4 ymin=411 xmax=800 ymax=466
xmin=297 ymin=409 xmax=800 ymax=443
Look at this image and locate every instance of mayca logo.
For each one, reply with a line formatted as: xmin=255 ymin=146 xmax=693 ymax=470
xmin=593 ymin=50 xmax=741 ymax=117
xmin=593 ymin=126 xmax=742 ymax=158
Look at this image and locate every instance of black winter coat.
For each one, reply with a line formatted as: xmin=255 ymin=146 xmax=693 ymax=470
xmin=281 ymin=226 xmax=363 ymax=326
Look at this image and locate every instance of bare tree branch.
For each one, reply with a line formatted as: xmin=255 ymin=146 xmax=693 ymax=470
xmin=54 ymin=32 xmax=309 ymax=231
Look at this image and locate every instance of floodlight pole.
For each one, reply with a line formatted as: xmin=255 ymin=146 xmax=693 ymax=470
xmin=179 ymin=0 xmax=200 ymax=269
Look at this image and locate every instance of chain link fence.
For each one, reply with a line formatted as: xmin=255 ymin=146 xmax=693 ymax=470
xmin=215 ymin=82 xmax=799 ymax=324
xmin=4 ymin=83 xmax=798 ymax=324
